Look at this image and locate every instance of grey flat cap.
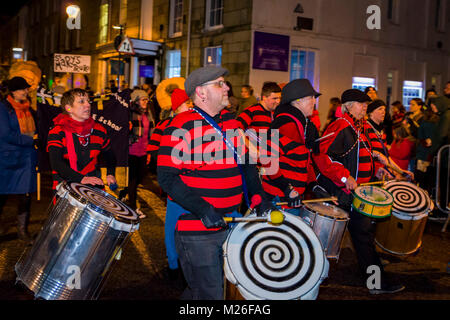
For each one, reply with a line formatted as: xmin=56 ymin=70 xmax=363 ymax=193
xmin=185 ymin=66 xmax=229 ymax=97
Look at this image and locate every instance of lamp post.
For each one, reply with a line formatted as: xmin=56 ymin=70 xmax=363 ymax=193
xmin=66 ymin=5 xmax=81 ymax=30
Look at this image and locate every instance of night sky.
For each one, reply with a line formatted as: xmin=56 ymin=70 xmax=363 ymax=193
xmin=1 ymin=1 xmax=30 ymax=24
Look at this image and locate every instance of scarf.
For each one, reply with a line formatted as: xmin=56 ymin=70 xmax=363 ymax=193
xmin=7 ymin=95 xmax=35 ymax=137
xmin=347 ymin=112 xmax=363 ymax=132
xmin=53 ymin=113 xmax=95 ymax=146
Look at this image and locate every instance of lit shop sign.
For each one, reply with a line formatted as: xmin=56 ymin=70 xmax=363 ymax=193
xmin=402 ymin=81 xmax=423 ymax=107
xmin=352 ymin=77 xmax=376 ymax=91
xmin=12 ymin=48 xmax=23 ymax=60
xmin=66 ymin=5 xmax=81 ymax=30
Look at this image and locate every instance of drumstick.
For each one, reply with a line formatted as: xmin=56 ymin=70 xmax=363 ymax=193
xmin=315 ymin=132 xmax=335 ymax=142
xmin=224 ymin=210 xmax=284 ymax=224
xmin=358 ymin=181 xmax=386 ymax=187
xmin=276 ymin=196 xmax=338 ymax=206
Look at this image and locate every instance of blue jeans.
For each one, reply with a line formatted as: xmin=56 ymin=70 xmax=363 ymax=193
xmin=175 ymin=229 xmax=229 ymax=300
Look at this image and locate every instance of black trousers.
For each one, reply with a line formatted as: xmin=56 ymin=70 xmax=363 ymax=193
xmin=0 ymin=194 xmax=32 ymax=216
xmin=319 ymin=175 xmax=386 ymax=284
xmin=126 ymin=155 xmax=147 ymax=210
xmin=347 ymin=208 xmax=385 ymax=278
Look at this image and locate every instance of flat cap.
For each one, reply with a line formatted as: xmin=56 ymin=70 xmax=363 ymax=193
xmin=185 ymin=66 xmax=229 ymax=97
xmin=341 ymin=89 xmax=372 ymax=104
xmin=280 ymin=79 xmax=321 ymax=105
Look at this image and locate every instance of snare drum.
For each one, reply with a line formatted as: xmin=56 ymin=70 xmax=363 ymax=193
xmin=375 ymin=181 xmax=431 ymax=255
xmin=15 ymin=182 xmax=139 ymax=300
xmin=299 ymin=202 xmax=349 ymax=260
xmin=223 ymin=211 xmax=329 ymax=300
xmin=352 ymin=185 xmax=393 ymax=218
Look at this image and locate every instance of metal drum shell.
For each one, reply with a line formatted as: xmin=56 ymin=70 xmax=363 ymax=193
xmin=15 ymin=182 xmax=139 ymax=300
xmin=299 ymin=203 xmax=349 ymax=260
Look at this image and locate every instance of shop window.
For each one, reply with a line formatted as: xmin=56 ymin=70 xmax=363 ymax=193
xmin=165 ymin=50 xmax=181 ymax=78
xmin=204 ymin=46 xmax=222 ymax=67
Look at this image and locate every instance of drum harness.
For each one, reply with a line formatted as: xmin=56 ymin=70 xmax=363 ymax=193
xmin=337 ymin=117 xmax=373 ymax=182
xmin=192 ymin=107 xmax=250 ymax=207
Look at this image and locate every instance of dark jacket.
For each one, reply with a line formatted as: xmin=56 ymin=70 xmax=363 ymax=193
xmin=0 ymin=99 xmax=37 ymax=194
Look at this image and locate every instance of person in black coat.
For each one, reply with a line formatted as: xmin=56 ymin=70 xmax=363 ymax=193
xmin=0 ymin=77 xmax=38 ymax=244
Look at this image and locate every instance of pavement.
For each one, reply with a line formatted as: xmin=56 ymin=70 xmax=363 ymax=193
xmin=0 ymin=172 xmax=449 ymax=301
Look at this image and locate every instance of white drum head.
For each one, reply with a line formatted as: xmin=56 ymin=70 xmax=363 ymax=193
xmin=223 ymin=212 xmax=328 ymax=300
xmin=304 ymin=202 xmax=349 ymax=220
xmin=67 ymin=182 xmax=139 ymax=223
xmin=384 ymin=181 xmax=431 ymax=217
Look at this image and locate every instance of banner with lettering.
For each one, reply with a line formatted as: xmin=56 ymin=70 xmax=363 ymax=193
xmin=54 ymin=53 xmax=91 ymax=74
xmin=36 ymin=87 xmax=130 ymax=170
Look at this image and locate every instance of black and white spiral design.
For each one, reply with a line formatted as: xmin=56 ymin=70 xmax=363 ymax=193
xmin=224 ymin=213 xmax=327 ymax=300
xmin=70 ymin=182 xmax=138 ymax=221
xmin=384 ymin=181 xmax=429 ymax=215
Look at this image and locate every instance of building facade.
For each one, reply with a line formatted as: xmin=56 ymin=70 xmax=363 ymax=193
xmin=1 ymin=0 xmax=449 ymax=126
xmin=1 ymin=0 xmax=161 ymax=94
xmin=155 ymin=0 xmax=450 ymax=125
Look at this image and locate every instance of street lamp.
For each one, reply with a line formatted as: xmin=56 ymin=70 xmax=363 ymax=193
xmin=66 ymin=4 xmax=81 ymax=30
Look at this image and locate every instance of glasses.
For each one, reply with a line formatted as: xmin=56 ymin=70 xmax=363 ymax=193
xmin=202 ymin=80 xmax=226 ymax=88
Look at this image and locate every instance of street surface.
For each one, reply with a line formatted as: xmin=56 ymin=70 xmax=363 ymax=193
xmin=0 ymin=172 xmax=449 ymax=301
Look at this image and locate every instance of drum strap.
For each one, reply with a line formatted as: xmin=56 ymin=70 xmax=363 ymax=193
xmin=64 ymin=130 xmax=97 ymax=176
xmin=65 ymin=130 xmax=78 ymax=172
xmin=193 ymin=107 xmax=250 ymax=207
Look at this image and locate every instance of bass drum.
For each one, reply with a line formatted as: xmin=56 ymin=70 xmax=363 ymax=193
xmin=15 ymin=182 xmax=139 ymax=300
xmin=375 ymin=181 xmax=432 ymax=255
xmin=223 ymin=211 xmax=329 ymax=300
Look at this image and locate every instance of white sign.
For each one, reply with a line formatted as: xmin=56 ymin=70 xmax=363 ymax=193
xmin=117 ymin=36 xmax=135 ymax=55
xmin=54 ymin=53 xmax=91 ymax=73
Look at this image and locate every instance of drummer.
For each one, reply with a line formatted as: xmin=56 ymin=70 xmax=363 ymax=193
xmin=261 ymin=79 xmax=333 ymax=215
xmin=156 ymin=66 xmax=275 ymax=300
xmin=315 ymin=89 xmax=405 ymax=295
xmin=364 ymin=99 xmax=414 ymax=181
xmin=47 ymin=88 xmax=117 ymax=191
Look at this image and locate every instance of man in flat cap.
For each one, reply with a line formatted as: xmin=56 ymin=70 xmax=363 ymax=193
xmin=156 ymin=66 xmax=274 ymax=300
xmin=316 ymin=89 xmax=405 ymax=295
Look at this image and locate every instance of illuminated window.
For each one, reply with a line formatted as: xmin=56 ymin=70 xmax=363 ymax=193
xmin=204 ymin=46 xmax=222 ymax=66
xmin=205 ymin=0 xmax=223 ymax=30
xmin=291 ymin=49 xmax=316 ymax=87
xmin=165 ymin=50 xmax=181 ymax=78
xmin=169 ymin=0 xmax=183 ymax=37
xmin=352 ymin=77 xmax=376 ymax=91
xmin=403 ymin=81 xmax=423 ymax=109
xmin=99 ymin=1 xmax=109 ymax=44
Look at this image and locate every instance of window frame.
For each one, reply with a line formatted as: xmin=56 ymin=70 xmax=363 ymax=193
xmin=165 ymin=50 xmax=182 ymax=79
xmin=203 ymin=46 xmax=222 ymax=67
xmin=169 ymin=0 xmax=183 ymax=38
xmin=205 ymin=0 xmax=224 ymax=31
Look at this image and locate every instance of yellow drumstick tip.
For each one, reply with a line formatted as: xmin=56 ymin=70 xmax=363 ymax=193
xmin=269 ymin=210 xmax=284 ymax=224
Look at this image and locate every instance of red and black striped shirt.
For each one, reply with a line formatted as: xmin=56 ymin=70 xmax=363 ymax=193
xmin=47 ymin=122 xmax=112 ymax=190
xmin=236 ymin=104 xmax=272 ymax=132
xmin=317 ymin=113 xmax=374 ymax=185
xmin=147 ymin=117 xmax=173 ymax=155
xmin=261 ymin=105 xmax=313 ymax=199
xmin=157 ymin=108 xmax=246 ymax=232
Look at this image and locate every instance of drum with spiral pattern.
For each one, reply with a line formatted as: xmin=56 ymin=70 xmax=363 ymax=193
xmin=375 ymin=181 xmax=432 ymax=255
xmin=223 ymin=211 xmax=329 ymax=300
xmin=15 ymin=182 xmax=139 ymax=300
